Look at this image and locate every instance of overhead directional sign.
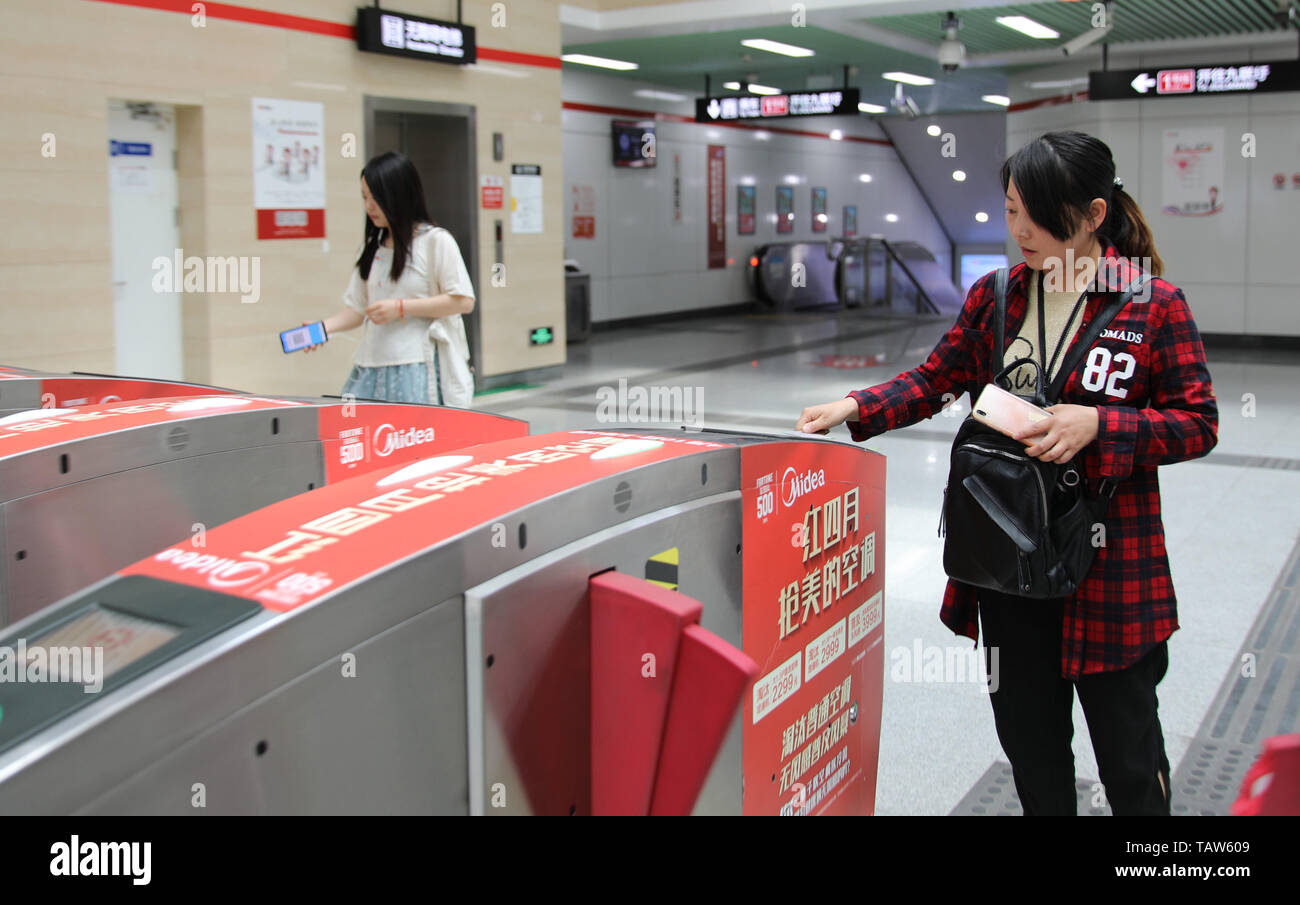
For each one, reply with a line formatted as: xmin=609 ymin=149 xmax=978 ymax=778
xmin=1090 ymin=59 xmax=1299 ymax=100
xmin=695 ymin=88 xmax=860 ymax=123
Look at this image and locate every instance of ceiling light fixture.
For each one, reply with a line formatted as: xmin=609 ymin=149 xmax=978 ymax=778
xmin=858 ymin=102 xmax=887 ymax=114
xmin=740 ymin=38 xmax=815 ymax=58
xmin=982 ymin=94 xmax=1010 ymax=106
xmin=995 ymin=16 xmax=1060 ymax=39
xmin=634 ymin=89 xmax=687 ymax=102
xmin=883 ymin=71 xmax=936 ymax=87
xmin=561 ymin=53 xmax=638 ymax=71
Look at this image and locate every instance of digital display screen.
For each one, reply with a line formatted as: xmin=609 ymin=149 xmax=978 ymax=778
xmin=29 ymin=606 xmax=180 ymax=681
xmin=612 ymin=121 xmax=656 ymax=168
xmin=961 ymin=254 xmax=1009 ymax=294
xmin=280 ymin=321 xmax=327 ymax=353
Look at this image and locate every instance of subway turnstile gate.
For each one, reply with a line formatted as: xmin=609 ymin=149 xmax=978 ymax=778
xmin=0 ymin=394 xmax=526 ymax=628
xmin=0 ymin=364 xmax=239 ymax=416
xmin=0 ymin=429 xmax=886 ymax=815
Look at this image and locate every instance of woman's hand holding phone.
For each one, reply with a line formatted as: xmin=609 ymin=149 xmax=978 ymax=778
xmin=1012 ymin=403 xmax=1099 ymax=464
xmin=796 ymin=397 xmax=860 ymax=434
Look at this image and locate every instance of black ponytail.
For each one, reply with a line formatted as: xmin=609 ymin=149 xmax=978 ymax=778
xmin=1001 ymin=130 xmax=1163 ymax=277
xmin=1105 ymin=185 xmax=1163 ymax=276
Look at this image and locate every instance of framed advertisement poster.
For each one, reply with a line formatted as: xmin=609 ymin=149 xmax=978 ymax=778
xmin=738 ymin=185 xmax=756 ymax=235
xmin=843 ymin=205 xmax=857 ymax=238
xmin=776 ymin=185 xmax=794 ymax=235
xmin=252 ymin=97 xmax=326 ymax=239
xmin=707 ymin=145 xmax=726 ymax=268
xmin=811 ymin=186 xmax=828 ymax=233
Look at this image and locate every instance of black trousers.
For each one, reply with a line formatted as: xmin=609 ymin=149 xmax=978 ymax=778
xmin=978 ymin=589 xmax=1172 ymax=816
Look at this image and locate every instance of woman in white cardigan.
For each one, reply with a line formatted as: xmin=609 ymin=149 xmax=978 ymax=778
xmin=316 ymin=151 xmax=476 ymax=407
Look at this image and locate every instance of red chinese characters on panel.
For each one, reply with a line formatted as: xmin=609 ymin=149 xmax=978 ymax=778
xmin=741 ymin=441 xmax=886 ymax=816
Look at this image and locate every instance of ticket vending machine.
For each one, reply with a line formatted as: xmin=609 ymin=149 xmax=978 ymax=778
xmin=0 ymin=365 xmax=238 ymax=416
xmin=0 ymin=428 xmax=886 ymax=816
xmin=0 ymin=395 xmax=526 ymax=628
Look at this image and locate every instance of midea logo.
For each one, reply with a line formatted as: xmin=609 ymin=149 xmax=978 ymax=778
xmin=374 ymin=423 xmax=435 ymax=457
xmin=781 ymin=466 xmax=826 ymax=508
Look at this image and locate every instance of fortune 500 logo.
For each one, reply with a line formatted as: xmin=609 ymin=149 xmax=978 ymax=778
xmin=781 ymin=467 xmax=826 ymax=508
xmin=756 ymin=472 xmax=775 ymax=522
xmin=374 ymin=423 xmax=436 ymax=457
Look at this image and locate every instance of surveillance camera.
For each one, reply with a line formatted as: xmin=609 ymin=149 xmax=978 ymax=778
xmin=1061 ymin=24 xmax=1113 ymax=56
xmin=938 ymin=38 xmax=965 ymax=71
xmin=938 ymin=11 xmax=965 ymax=72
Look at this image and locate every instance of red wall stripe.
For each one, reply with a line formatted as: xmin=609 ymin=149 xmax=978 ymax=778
xmin=83 ymin=0 xmax=560 ymax=65
xmin=563 ymin=101 xmax=892 ymax=146
xmin=1007 ymin=91 xmax=1090 ymax=113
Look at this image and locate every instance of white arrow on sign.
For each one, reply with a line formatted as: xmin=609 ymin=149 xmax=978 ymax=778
xmin=706 ymin=98 xmax=721 ymax=119
xmin=1131 ymin=73 xmax=1156 ymax=94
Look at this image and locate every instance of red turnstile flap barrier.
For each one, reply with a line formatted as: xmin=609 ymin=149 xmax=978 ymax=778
xmin=590 ymin=571 xmax=759 ymax=816
xmin=1231 ymin=733 xmax=1300 ymax=816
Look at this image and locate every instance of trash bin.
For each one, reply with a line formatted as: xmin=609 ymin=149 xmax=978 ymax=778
xmin=565 ymin=262 xmax=591 ymax=344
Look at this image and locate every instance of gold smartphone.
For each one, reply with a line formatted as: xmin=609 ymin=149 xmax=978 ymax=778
xmin=972 ymin=383 xmax=1052 ymax=441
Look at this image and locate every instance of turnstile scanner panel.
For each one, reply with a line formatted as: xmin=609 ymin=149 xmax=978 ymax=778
xmin=0 ymin=429 xmax=885 ymax=816
xmin=0 ymin=394 xmax=526 ymax=627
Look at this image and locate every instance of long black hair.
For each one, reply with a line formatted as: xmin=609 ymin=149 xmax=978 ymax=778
xmin=356 ymin=151 xmax=436 ymax=282
xmin=1000 ymin=130 xmax=1163 ymax=276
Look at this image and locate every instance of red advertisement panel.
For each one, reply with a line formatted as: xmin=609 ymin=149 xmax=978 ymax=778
xmin=37 ymin=378 xmax=231 ymax=408
xmin=707 ymin=145 xmax=726 ymax=269
xmin=121 ymin=431 xmax=729 ymax=612
xmin=0 ymin=395 xmax=308 ymax=457
xmin=317 ymin=404 xmax=526 ymax=484
xmin=255 ymin=208 xmax=326 ymax=240
xmin=741 ymin=441 xmax=886 ymax=816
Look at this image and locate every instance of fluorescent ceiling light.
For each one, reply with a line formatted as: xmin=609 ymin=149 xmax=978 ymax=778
xmin=952 ymin=170 xmax=966 ymax=182
xmin=747 ymin=83 xmax=781 ymax=95
xmin=995 ymin=16 xmax=1059 ymax=40
xmin=882 ymin=71 xmax=935 ymax=87
xmin=858 ymin=102 xmax=886 ymax=114
xmin=753 ymin=130 xmax=771 ymax=141
xmin=741 ymin=38 xmax=815 ymax=58
xmin=561 ymin=53 xmax=638 ymax=71
xmin=975 ymin=212 xmax=989 ymax=223
xmin=926 ymin=124 xmax=941 ymax=136
xmin=858 ymin=173 xmax=873 ymax=183
xmin=982 ymin=94 xmax=1010 ymax=106
xmin=885 ymin=213 xmax=899 ymax=222
xmin=829 ymin=129 xmax=843 ymax=140
xmin=723 ymin=81 xmax=741 ymax=91
xmin=1025 ymin=77 xmax=1089 ymax=90
xmin=634 ymin=89 xmax=686 ymax=102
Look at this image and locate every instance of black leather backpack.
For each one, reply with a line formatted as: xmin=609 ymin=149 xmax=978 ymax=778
xmin=940 ymin=267 xmax=1145 ymax=598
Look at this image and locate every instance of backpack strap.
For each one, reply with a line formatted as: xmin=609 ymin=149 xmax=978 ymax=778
xmin=1045 ymin=274 xmax=1148 ymax=403
xmin=993 ymin=267 xmax=1008 ymax=371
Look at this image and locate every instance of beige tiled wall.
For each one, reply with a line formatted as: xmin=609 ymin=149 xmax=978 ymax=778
xmin=0 ymin=0 xmax=565 ymax=396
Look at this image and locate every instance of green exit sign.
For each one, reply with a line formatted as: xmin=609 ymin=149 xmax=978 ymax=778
xmin=529 ymin=326 xmax=554 ymax=346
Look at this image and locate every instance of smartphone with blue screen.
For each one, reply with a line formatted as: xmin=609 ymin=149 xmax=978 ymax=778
xmin=280 ymin=321 xmax=328 ymax=354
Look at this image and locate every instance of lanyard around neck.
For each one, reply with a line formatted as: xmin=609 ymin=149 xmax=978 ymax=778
xmin=1036 ymin=269 xmax=1090 ymax=385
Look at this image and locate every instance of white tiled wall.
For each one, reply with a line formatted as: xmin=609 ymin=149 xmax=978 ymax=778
xmin=563 ymin=70 xmax=953 ymax=323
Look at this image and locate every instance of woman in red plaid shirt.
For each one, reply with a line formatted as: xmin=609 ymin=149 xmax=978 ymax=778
xmin=797 ymin=131 xmax=1218 ymax=815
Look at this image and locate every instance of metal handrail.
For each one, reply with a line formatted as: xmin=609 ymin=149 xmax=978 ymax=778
xmin=827 ymin=236 xmax=942 ymax=316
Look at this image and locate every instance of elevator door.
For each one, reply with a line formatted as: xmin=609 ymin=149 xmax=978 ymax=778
xmin=373 ymin=110 xmax=477 ymax=370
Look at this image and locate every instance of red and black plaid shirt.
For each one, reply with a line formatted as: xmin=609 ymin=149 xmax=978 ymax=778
xmin=846 ymin=249 xmax=1218 ymax=678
